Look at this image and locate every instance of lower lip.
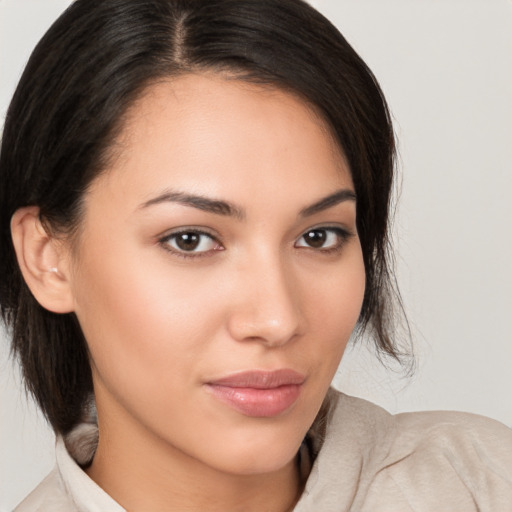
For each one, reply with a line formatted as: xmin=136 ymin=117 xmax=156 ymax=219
xmin=205 ymin=384 xmax=302 ymax=417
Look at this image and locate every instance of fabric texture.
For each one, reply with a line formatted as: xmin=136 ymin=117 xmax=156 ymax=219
xmin=14 ymin=390 xmax=512 ymax=511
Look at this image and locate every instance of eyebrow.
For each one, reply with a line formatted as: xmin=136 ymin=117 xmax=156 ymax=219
xmin=299 ymin=189 xmax=356 ymax=217
xmin=140 ymin=191 xmax=245 ymax=220
xmin=139 ymin=188 xmax=356 ymax=220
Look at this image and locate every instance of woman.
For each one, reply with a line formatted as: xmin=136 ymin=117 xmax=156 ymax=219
xmin=1 ymin=0 xmax=510 ymax=510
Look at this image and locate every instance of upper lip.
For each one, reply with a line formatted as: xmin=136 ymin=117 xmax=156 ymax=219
xmin=208 ymin=369 xmax=306 ymax=389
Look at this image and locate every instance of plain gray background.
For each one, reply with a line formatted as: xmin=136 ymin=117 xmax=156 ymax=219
xmin=1 ymin=0 xmax=511 ymax=509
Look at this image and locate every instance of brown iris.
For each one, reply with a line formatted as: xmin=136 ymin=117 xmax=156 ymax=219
xmin=303 ymin=229 xmax=327 ymax=248
xmin=175 ymin=232 xmax=201 ymax=251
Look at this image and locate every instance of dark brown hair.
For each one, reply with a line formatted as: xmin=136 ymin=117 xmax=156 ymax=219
xmin=0 ymin=0 xmax=406 ymax=435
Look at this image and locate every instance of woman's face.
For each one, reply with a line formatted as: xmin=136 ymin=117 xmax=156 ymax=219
xmin=67 ymin=74 xmax=365 ymax=475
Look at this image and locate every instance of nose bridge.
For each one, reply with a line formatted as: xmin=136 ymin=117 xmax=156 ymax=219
xmin=227 ymin=247 xmax=301 ymax=346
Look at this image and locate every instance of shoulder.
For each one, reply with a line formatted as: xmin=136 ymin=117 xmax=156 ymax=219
xmin=14 ymin=433 xmax=125 ymax=512
xmin=329 ymin=390 xmax=512 ymax=462
xmin=14 ymin=467 xmax=78 ymax=512
xmin=393 ymin=407 xmax=512 ymax=460
xmin=327 ymin=391 xmax=512 ymax=511
xmin=388 ymin=407 xmax=512 ymax=481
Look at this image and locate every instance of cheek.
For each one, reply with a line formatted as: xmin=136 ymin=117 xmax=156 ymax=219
xmin=302 ymin=247 xmax=366 ymax=371
xmin=71 ymin=241 xmax=222 ymax=399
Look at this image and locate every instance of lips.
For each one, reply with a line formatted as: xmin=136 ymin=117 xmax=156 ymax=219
xmin=205 ymin=369 xmax=305 ymax=418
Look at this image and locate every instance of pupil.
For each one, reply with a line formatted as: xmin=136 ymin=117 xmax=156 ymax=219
xmin=306 ymin=230 xmax=326 ymax=248
xmin=176 ymin=233 xmax=200 ymax=251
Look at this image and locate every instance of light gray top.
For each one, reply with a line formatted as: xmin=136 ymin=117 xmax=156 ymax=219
xmin=15 ymin=391 xmax=512 ymax=511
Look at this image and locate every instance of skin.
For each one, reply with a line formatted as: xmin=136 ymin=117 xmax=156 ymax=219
xmin=22 ymin=74 xmax=366 ymax=511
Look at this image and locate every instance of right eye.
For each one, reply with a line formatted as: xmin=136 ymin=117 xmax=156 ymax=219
xmin=160 ymin=230 xmax=223 ymax=257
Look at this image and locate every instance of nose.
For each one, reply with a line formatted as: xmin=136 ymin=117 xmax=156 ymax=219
xmin=226 ymin=253 xmax=302 ymax=348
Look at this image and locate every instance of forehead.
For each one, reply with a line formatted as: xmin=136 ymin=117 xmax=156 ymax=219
xmin=89 ymin=73 xmax=352 ymax=211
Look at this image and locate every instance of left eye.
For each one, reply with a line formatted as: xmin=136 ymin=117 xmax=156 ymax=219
xmin=162 ymin=231 xmax=220 ymax=253
xmin=295 ymin=228 xmax=348 ymax=250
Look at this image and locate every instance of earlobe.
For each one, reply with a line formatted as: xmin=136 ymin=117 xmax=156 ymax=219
xmin=10 ymin=206 xmax=75 ymax=314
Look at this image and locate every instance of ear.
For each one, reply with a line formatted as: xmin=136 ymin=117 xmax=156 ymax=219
xmin=10 ymin=206 xmax=75 ymax=314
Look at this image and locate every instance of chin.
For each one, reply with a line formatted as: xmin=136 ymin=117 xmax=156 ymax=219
xmin=219 ymin=445 xmax=300 ymax=476
xmin=200 ymin=420 xmax=309 ymax=476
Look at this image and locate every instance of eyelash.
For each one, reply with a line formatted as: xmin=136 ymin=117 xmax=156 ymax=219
xmin=158 ymin=226 xmax=353 ymax=260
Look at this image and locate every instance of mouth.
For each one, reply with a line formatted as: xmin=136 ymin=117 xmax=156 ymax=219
xmin=204 ymin=369 xmax=305 ymax=418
